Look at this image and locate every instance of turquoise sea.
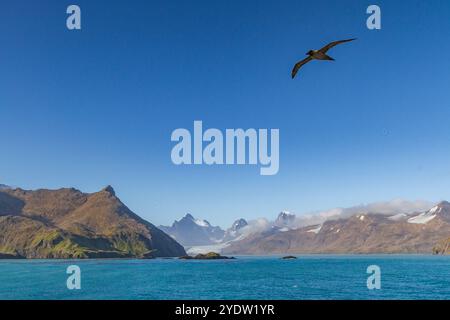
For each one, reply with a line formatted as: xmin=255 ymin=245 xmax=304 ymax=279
xmin=0 ymin=255 xmax=449 ymax=300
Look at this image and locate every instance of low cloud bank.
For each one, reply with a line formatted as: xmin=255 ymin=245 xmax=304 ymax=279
xmin=238 ymin=218 xmax=271 ymax=237
xmin=237 ymin=199 xmax=434 ymax=236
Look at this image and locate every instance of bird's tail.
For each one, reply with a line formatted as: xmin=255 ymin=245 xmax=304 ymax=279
xmin=324 ymin=54 xmax=335 ymax=61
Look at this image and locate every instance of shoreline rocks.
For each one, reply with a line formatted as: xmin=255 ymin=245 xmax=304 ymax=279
xmin=179 ymin=252 xmax=235 ymax=260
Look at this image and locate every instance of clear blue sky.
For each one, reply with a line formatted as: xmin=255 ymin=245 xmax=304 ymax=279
xmin=1 ymin=0 xmax=450 ymax=227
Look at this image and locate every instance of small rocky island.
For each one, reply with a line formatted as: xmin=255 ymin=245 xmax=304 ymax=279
xmin=179 ymin=252 xmax=235 ymax=260
xmin=281 ymin=255 xmax=298 ymax=260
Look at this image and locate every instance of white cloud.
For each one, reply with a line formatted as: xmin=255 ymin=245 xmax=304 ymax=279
xmin=238 ymin=218 xmax=271 ymax=236
xmin=292 ymin=199 xmax=433 ymax=228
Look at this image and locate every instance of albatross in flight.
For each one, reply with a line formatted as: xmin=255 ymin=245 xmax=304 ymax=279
xmin=291 ymin=38 xmax=356 ymax=79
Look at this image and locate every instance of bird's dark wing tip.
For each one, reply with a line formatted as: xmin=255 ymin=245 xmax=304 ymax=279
xmin=291 ymin=68 xmax=297 ymax=79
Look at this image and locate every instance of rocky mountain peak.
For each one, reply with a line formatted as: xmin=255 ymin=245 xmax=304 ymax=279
xmin=275 ymin=211 xmax=296 ymax=227
xmin=432 ymin=201 xmax=450 ymax=221
xmin=231 ymin=218 xmax=248 ymax=231
xmin=184 ymin=213 xmax=194 ymax=220
xmin=437 ymin=201 xmax=450 ymax=210
xmin=159 ymin=214 xmax=224 ymax=246
xmin=101 ymin=185 xmax=116 ymax=196
xmin=221 ymin=218 xmax=249 ymax=243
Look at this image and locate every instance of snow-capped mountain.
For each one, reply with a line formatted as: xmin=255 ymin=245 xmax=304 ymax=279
xmin=407 ymin=201 xmax=450 ymax=224
xmin=182 ymin=218 xmax=249 ymax=254
xmin=223 ymin=201 xmax=450 ymax=255
xmin=159 ymin=213 xmax=225 ymax=246
xmin=222 ymin=218 xmax=248 ymax=242
xmin=273 ymin=211 xmax=296 ymax=231
xmin=231 ymin=218 xmax=248 ymax=231
xmin=0 ymin=184 xmax=11 ymax=190
xmin=161 ymin=201 xmax=450 ymax=254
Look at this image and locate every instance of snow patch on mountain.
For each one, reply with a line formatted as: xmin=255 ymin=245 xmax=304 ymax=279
xmin=429 ymin=206 xmax=440 ymax=214
xmin=388 ymin=213 xmax=408 ymax=221
xmin=408 ymin=214 xmax=436 ymax=224
xmin=194 ymin=219 xmax=210 ymax=227
xmin=307 ymin=224 xmax=322 ymax=234
xmin=408 ymin=206 xmax=438 ymax=224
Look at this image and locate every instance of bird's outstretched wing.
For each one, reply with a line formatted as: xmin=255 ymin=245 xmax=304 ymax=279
xmin=319 ymin=38 xmax=356 ymax=54
xmin=291 ymin=56 xmax=313 ymax=78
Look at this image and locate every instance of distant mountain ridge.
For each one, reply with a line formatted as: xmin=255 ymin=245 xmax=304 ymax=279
xmin=159 ymin=203 xmax=450 ymax=255
xmin=222 ymin=218 xmax=248 ymax=242
xmin=0 ymin=186 xmax=186 ymax=258
xmin=160 ymin=215 xmax=251 ymax=248
xmin=223 ymin=201 xmax=450 ymax=255
xmin=159 ymin=213 xmax=226 ymax=246
xmin=274 ymin=211 xmax=296 ymax=228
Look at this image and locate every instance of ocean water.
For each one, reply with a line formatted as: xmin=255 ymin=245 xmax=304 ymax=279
xmin=0 ymin=255 xmax=449 ymax=300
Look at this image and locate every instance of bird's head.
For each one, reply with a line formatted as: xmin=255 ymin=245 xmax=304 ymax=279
xmin=306 ymin=50 xmax=314 ymax=56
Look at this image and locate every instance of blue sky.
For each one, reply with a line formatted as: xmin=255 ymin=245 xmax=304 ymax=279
xmin=1 ymin=0 xmax=450 ymax=227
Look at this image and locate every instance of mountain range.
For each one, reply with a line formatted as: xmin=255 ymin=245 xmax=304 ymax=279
xmin=159 ymin=214 xmax=247 ymax=246
xmin=0 ymin=186 xmax=185 ymax=258
xmin=223 ymin=202 xmax=450 ymax=255
xmin=2 ymin=183 xmax=450 ymax=257
xmin=157 ymin=202 xmax=450 ymax=255
xmin=159 ymin=214 xmax=225 ymax=246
